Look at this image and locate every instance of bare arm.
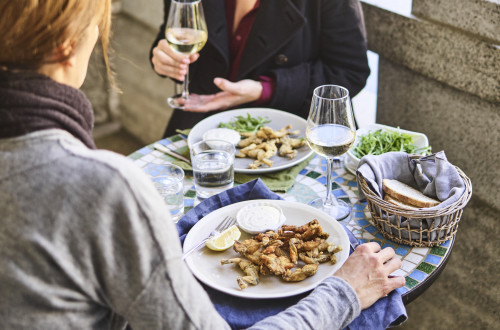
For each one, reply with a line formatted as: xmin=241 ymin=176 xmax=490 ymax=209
xmin=334 ymin=242 xmax=405 ymax=309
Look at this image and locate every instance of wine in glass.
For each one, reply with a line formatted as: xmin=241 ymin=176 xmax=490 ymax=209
xmin=165 ymin=0 xmax=208 ymax=109
xmin=306 ymin=85 xmax=356 ymax=220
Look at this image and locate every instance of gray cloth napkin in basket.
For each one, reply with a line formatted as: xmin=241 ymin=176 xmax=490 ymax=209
xmin=356 ymin=151 xmax=466 ymax=241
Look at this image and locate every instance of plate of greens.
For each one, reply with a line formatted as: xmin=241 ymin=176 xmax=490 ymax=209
xmin=187 ymin=108 xmax=313 ymax=174
xmin=345 ymin=124 xmax=431 ymax=174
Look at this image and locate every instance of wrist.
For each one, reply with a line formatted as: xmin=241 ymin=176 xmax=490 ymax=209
xmin=254 ymin=75 xmax=275 ymax=105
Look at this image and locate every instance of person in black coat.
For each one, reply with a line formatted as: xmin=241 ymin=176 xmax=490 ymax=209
xmin=151 ymin=0 xmax=370 ymax=137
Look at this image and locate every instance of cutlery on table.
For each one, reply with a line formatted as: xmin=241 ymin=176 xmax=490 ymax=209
xmin=182 ymin=216 xmax=236 ymax=260
xmin=153 ymin=143 xmax=191 ymax=165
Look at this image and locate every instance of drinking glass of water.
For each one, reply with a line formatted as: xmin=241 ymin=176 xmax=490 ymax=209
xmin=149 ymin=164 xmax=185 ymax=222
xmin=306 ymin=85 xmax=356 ymax=221
xmin=190 ymin=139 xmax=235 ymax=202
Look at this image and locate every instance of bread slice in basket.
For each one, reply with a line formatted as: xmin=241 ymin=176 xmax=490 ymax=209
xmin=383 ymin=194 xmax=419 ymax=210
xmin=382 ymin=179 xmax=440 ymax=208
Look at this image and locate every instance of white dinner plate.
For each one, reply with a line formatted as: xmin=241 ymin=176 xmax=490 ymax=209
xmin=187 ymin=108 xmax=314 ymax=174
xmin=183 ymin=200 xmax=350 ymax=299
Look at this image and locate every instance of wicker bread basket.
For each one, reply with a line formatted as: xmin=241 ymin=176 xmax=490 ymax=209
xmin=357 ymin=166 xmax=472 ymax=247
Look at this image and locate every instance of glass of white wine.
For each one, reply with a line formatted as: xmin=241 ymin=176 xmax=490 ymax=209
xmin=306 ymin=85 xmax=357 ymax=221
xmin=165 ymin=0 xmax=208 ymax=109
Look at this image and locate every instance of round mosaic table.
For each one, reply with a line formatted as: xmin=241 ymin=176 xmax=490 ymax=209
xmin=129 ymin=134 xmax=454 ymax=304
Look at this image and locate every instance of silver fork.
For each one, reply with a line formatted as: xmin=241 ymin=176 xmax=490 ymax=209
xmin=182 ymin=216 xmax=236 ymax=260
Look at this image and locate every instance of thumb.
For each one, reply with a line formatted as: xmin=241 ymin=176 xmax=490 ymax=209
xmin=214 ymin=78 xmax=238 ymax=93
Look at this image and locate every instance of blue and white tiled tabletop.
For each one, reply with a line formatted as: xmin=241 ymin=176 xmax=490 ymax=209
xmin=129 ymin=133 xmax=453 ymax=298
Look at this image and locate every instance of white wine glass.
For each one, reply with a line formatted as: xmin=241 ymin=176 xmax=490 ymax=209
xmin=165 ymin=0 xmax=208 ymax=109
xmin=306 ymin=85 xmax=356 ymax=220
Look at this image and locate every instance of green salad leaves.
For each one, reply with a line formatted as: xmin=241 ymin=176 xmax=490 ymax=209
xmin=218 ymin=113 xmax=271 ymax=133
xmin=351 ymin=128 xmax=432 ymax=158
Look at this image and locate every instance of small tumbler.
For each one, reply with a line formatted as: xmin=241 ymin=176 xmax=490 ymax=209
xmin=149 ymin=164 xmax=185 ymax=222
xmin=190 ymin=139 xmax=235 ymax=202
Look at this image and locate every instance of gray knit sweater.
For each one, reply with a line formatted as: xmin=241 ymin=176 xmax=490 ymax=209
xmin=0 ymin=129 xmax=360 ymax=329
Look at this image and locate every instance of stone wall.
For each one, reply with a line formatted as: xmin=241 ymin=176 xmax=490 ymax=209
xmin=361 ymin=0 xmax=499 ymax=328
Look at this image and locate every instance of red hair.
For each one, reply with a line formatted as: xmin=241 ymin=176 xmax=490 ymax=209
xmin=0 ymin=0 xmax=112 ymax=76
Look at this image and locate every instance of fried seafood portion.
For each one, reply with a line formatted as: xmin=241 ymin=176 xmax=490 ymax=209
xmin=220 ymin=220 xmax=342 ymax=290
xmin=261 ymin=254 xmax=295 ymax=275
xmin=283 ymin=264 xmax=319 ymax=282
xmin=221 ymin=258 xmax=260 ymax=290
xmin=236 ymin=125 xmax=306 ymax=169
xmin=279 ymin=219 xmax=329 ymax=240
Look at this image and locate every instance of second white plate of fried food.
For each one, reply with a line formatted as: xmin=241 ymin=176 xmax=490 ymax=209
xmin=183 ymin=200 xmax=350 ymax=299
xmin=187 ymin=108 xmax=314 ymax=174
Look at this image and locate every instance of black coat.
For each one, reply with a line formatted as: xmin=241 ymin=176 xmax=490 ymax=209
xmin=152 ymin=0 xmax=370 ymax=137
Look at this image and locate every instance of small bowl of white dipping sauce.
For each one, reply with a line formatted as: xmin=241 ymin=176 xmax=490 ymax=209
xmin=236 ymin=202 xmax=286 ymax=234
xmin=203 ymin=128 xmax=241 ymax=147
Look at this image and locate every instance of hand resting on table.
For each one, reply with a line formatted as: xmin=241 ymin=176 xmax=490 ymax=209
xmin=334 ymin=242 xmax=405 ymax=310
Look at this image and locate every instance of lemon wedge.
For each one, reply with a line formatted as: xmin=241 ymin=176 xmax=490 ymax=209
xmin=205 ymin=225 xmax=241 ymax=251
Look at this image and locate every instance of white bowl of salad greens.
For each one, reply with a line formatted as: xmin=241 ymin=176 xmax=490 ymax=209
xmin=345 ymin=124 xmax=431 ymax=174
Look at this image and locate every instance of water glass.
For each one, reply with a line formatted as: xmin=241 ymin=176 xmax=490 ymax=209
xmin=150 ymin=164 xmax=185 ymax=222
xmin=190 ymin=139 xmax=235 ymax=202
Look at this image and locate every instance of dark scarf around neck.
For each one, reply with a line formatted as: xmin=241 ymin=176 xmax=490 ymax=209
xmin=0 ymin=70 xmax=96 ymax=149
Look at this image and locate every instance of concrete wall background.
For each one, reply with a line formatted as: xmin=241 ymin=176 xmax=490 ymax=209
xmin=363 ymin=0 xmax=499 ymax=328
xmin=111 ymin=13 xmax=175 ymax=142
xmin=87 ymin=0 xmax=176 ymax=143
xmin=377 ymin=59 xmax=499 ymax=328
xmin=120 ymin=0 xmax=163 ymax=29
xmin=111 ymin=0 xmax=176 ymax=143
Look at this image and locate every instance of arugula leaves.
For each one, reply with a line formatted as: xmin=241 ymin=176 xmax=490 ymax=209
xmin=351 ymin=128 xmax=432 ymax=158
xmin=218 ymin=113 xmax=271 ymax=133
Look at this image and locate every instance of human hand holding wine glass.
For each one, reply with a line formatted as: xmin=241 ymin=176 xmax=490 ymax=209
xmin=165 ymin=0 xmax=207 ymax=110
xmin=306 ymin=85 xmax=356 ymax=220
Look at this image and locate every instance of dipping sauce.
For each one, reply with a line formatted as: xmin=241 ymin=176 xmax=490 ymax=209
xmin=236 ymin=202 xmax=286 ymax=234
xmin=203 ymin=128 xmax=240 ymax=146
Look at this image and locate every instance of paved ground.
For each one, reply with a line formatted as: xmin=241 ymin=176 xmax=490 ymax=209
xmin=94 ymin=127 xmax=144 ymax=156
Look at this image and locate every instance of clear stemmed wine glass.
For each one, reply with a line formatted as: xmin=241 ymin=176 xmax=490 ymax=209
xmin=165 ymin=0 xmax=208 ymax=109
xmin=306 ymin=85 xmax=357 ymax=221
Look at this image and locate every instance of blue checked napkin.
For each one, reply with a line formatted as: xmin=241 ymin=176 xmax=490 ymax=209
xmin=177 ymin=179 xmax=407 ymax=329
